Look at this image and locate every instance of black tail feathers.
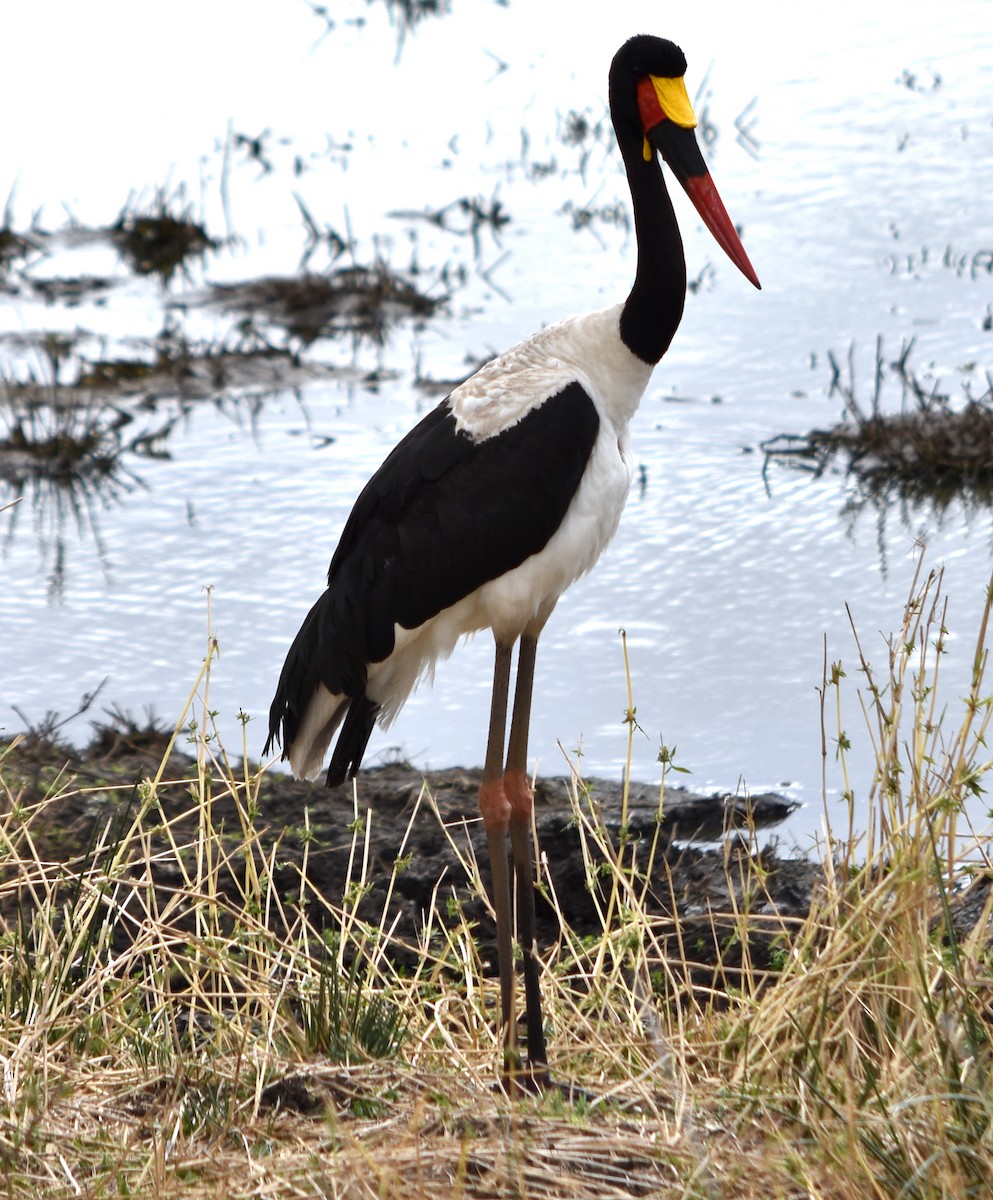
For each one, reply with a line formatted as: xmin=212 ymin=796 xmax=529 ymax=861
xmin=325 ymin=695 xmax=380 ymax=788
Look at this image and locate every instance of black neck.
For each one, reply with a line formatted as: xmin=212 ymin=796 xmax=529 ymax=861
xmin=609 ymin=70 xmax=687 ymax=365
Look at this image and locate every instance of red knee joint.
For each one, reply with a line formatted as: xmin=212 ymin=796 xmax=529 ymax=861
xmin=479 ymin=779 xmax=511 ymax=833
xmin=503 ymin=769 xmax=533 ymax=823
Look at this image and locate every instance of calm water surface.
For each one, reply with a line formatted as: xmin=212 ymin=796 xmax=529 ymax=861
xmin=2 ymin=0 xmax=993 ymax=845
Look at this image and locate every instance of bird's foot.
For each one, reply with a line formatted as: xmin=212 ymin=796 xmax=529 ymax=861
xmin=497 ymin=1057 xmax=549 ymax=1097
xmin=497 ymin=1058 xmax=597 ymax=1105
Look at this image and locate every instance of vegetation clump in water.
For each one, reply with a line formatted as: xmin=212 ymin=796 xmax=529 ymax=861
xmin=764 ymin=337 xmax=993 ymax=509
xmin=111 ymin=188 xmax=219 ymax=284
xmin=206 ymin=262 xmax=443 ymax=346
xmin=0 ymin=226 xmax=34 ymax=280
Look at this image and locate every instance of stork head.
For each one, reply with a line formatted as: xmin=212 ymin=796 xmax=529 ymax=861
xmin=611 ymin=35 xmax=761 ymax=289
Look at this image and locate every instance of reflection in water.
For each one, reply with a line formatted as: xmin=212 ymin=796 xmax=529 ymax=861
xmin=0 ymin=385 xmax=177 ymax=600
xmin=0 ymin=328 xmax=358 ymax=596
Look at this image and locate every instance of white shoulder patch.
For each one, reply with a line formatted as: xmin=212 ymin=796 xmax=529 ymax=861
xmin=448 ymin=304 xmax=652 ymax=442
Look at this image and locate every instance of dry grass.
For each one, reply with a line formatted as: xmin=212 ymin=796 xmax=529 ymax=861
xmin=1 ymin=561 xmax=992 ymax=1197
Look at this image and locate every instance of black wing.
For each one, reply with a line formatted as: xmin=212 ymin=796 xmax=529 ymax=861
xmin=266 ymin=381 xmax=600 ymax=760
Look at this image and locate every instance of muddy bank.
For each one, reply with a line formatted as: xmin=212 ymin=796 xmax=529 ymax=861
xmin=2 ymin=728 xmax=818 ymax=995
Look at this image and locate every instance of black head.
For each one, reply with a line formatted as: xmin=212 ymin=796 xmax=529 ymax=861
xmin=612 ymin=35 xmax=688 ymax=81
xmin=608 ymin=35 xmax=688 ymax=138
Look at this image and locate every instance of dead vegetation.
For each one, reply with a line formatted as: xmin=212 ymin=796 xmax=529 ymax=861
xmin=0 ymin=324 xmax=181 ymax=494
xmin=388 ymin=193 xmax=511 ymax=262
xmin=0 ymin=228 xmax=34 ymax=281
xmin=110 ymin=188 xmax=219 ymax=285
xmin=204 ymin=262 xmax=444 ymax=346
xmin=0 ymin=331 xmax=313 ymax=487
xmin=0 ymin=190 xmax=452 ymax=570
xmin=0 ymin=325 xmax=346 ymax=601
xmin=763 ymin=338 xmax=993 ymax=508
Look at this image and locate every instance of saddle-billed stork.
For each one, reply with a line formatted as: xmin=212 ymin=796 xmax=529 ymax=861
xmin=265 ymin=33 xmax=759 ymax=1084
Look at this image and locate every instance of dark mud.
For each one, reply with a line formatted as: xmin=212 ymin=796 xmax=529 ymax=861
xmin=1 ymin=728 xmax=817 ymax=996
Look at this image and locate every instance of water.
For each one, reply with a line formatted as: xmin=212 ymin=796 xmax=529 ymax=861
xmin=2 ymin=0 xmax=993 ymax=846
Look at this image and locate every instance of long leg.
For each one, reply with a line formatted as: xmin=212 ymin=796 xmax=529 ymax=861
xmin=479 ymin=641 xmax=516 ymax=1067
xmin=504 ymin=631 xmax=548 ymax=1073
